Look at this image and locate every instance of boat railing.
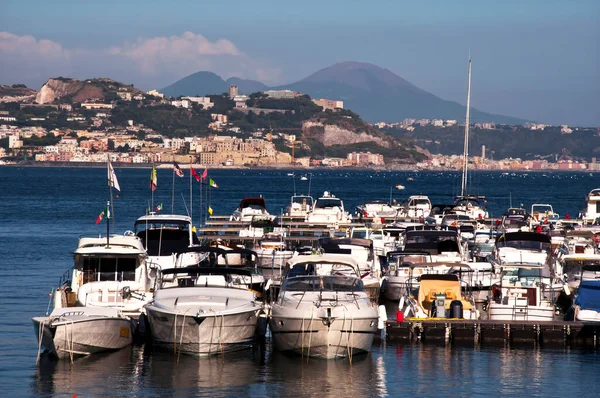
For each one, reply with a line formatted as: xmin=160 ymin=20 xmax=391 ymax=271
xmin=57 ymin=267 xmax=73 ymax=288
xmin=77 ymin=233 xmax=137 ymax=240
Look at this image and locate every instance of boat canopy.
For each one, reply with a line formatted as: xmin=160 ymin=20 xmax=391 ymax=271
xmin=575 ymin=280 xmax=600 ymax=310
xmin=282 ymin=275 xmax=364 ymax=292
xmin=453 ymin=195 xmax=487 ymax=207
xmin=314 ymin=197 xmax=343 ymax=209
xmin=496 ymin=231 xmax=551 ymax=244
xmin=238 ymin=197 xmax=267 ymax=210
xmin=135 ymin=214 xmax=192 ymax=227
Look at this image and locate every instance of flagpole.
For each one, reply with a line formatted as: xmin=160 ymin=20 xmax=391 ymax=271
xmin=107 ymin=155 xmax=115 ymax=232
xmin=200 ymin=180 xmax=203 ymax=227
xmin=189 ymin=166 xmax=193 ymax=223
xmin=151 ymin=162 xmax=154 ymax=212
xmin=204 ymin=177 xmax=208 ymax=224
xmin=106 ymin=200 xmax=110 ymax=248
xmin=171 ymin=169 xmax=175 ymax=214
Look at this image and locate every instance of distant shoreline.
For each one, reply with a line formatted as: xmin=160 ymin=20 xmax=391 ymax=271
xmin=1 ymin=162 xmax=599 ymax=173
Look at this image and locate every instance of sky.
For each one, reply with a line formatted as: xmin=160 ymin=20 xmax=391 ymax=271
xmin=1 ymin=0 xmax=598 ymax=126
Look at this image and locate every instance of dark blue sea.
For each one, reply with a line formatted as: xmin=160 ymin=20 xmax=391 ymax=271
xmin=0 ymin=167 xmax=598 ymax=397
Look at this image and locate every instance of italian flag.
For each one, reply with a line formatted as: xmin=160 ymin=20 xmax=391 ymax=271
xmin=209 ymin=178 xmax=218 ymax=188
xmin=95 ymin=208 xmax=110 ymax=224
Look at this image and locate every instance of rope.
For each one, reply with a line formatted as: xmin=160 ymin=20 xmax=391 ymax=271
xmin=301 ymin=314 xmax=305 ymax=359
xmin=67 ymin=318 xmax=75 ymax=365
xmin=220 ymin=314 xmax=225 ymax=361
xmin=173 ymin=313 xmax=178 ymax=357
xmin=306 ymin=309 xmax=314 ymax=363
xmin=177 ymin=309 xmax=190 ymax=364
xmin=36 ymin=319 xmax=44 ymax=365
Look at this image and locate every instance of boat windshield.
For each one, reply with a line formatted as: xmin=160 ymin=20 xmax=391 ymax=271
xmin=351 ymin=229 xmax=368 ymax=239
xmin=498 ymin=239 xmax=551 ymax=251
xmin=315 ymin=198 xmax=342 ymax=209
xmin=79 ymin=256 xmax=138 ymax=281
xmin=283 ymin=275 xmax=364 ymax=292
xmin=501 ymin=267 xmax=542 ymax=286
xmin=409 ymin=199 xmax=430 ymax=206
xmin=292 ymin=196 xmax=313 ymax=206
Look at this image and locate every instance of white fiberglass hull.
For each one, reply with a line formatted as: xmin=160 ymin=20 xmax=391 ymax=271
xmin=576 ymin=309 xmax=600 ymax=323
xmin=270 ymin=306 xmax=378 ymax=359
xmin=257 ymin=250 xmax=294 ymax=270
xmin=146 ymin=307 xmax=258 ymax=355
xmin=487 ymin=303 xmax=555 ymax=322
xmin=32 ymin=311 xmax=132 ymax=359
xmin=383 ymin=278 xmax=406 ymax=301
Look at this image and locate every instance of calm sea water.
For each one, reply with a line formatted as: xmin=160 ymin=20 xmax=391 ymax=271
xmin=0 ymin=167 xmax=598 ymax=397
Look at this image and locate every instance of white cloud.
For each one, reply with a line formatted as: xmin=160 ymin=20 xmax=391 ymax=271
xmin=0 ymin=31 xmax=282 ymax=89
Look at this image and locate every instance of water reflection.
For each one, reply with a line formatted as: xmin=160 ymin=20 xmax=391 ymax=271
xmin=144 ymin=345 xmax=264 ymax=396
xmin=29 ymin=340 xmax=599 ymax=397
xmin=33 ymin=346 xmax=137 ymax=397
xmin=264 ymin=350 xmax=379 ymax=398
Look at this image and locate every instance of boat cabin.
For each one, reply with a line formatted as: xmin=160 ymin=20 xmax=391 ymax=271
xmin=581 ymin=189 xmax=600 ymax=223
xmin=134 ymin=214 xmax=198 ymax=256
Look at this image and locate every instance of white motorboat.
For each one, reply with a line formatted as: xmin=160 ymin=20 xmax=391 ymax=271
xmin=53 ymin=234 xmax=155 ymax=318
xmin=382 ymin=251 xmax=435 ymax=301
xmin=269 ymin=254 xmax=380 ymax=359
xmin=452 ymin=195 xmax=489 ymax=220
xmin=230 ymin=197 xmax=275 ymax=222
xmin=399 ymin=195 xmax=432 ymax=219
xmin=560 ymin=254 xmax=600 ymax=289
xmin=305 ymin=192 xmax=351 ymax=225
xmin=284 ymin=195 xmax=314 ymax=218
xmin=530 ymin=203 xmax=560 ymax=225
xmin=32 ymin=307 xmax=133 ymax=359
xmin=580 ymin=188 xmax=600 ymax=224
xmin=401 ymin=226 xmax=468 ymax=263
xmin=256 ymin=234 xmax=294 ymax=270
xmin=487 ymin=264 xmax=556 ymax=322
xmin=350 ymin=226 xmax=399 ymax=256
xmin=318 ymin=238 xmax=383 ymax=302
xmin=355 ymin=200 xmax=398 ymax=220
xmin=145 ymin=267 xmax=262 ymax=355
xmin=134 ymin=214 xmax=203 ymax=270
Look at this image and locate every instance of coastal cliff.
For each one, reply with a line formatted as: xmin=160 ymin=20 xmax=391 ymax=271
xmin=35 ymin=77 xmax=141 ymax=104
xmin=302 ymin=120 xmax=391 ymax=148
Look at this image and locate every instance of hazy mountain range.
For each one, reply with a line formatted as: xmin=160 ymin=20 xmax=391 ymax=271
xmin=161 ymin=61 xmax=527 ymax=125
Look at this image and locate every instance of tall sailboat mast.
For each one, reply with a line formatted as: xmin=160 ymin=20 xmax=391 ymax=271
xmin=460 ymin=57 xmax=472 ymax=197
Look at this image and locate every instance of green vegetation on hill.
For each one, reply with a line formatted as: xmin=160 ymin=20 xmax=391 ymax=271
xmin=385 ymin=125 xmax=600 ymax=161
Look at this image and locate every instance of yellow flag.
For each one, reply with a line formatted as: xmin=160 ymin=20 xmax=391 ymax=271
xmin=208 ymin=206 xmax=213 ymax=215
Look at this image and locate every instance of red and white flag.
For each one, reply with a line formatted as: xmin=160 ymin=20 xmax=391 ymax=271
xmin=201 ymin=168 xmax=208 ymax=181
xmin=173 ymin=162 xmax=184 ymax=177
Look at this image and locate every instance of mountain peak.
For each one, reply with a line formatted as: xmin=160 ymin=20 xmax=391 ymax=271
xmin=299 ymin=61 xmax=422 ymax=94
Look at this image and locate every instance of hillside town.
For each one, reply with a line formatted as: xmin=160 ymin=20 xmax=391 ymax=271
xmin=0 ymin=81 xmax=598 ymax=171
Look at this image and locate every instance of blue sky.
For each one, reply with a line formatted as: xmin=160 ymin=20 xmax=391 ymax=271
xmin=1 ymin=0 xmax=598 ymax=125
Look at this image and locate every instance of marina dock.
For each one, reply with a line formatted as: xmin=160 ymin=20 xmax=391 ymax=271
xmin=386 ymin=319 xmax=600 ymax=347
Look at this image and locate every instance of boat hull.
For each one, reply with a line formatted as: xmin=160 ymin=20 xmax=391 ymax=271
xmin=32 ymin=315 xmax=133 ymax=359
xmin=270 ymin=307 xmax=378 ymax=359
xmin=146 ymin=307 xmax=258 ymax=355
xmin=487 ymin=304 xmax=555 ymax=322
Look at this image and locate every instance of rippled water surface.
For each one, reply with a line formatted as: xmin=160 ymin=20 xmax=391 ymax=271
xmin=0 ymin=167 xmax=598 ymax=397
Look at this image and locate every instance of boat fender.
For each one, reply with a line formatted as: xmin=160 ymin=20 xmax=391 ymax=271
xmin=264 ymin=279 xmax=272 ymax=293
xmin=378 ymin=305 xmax=387 ymax=329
